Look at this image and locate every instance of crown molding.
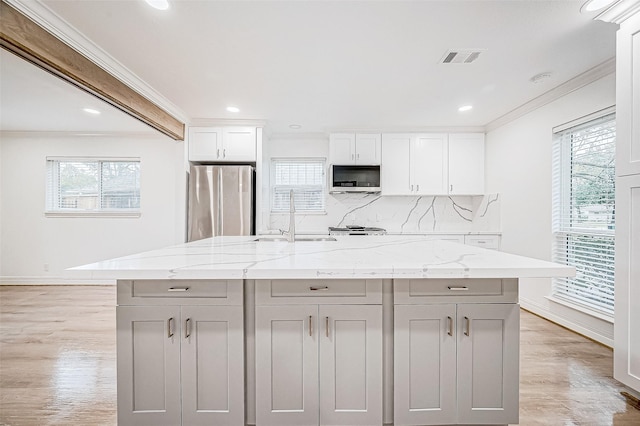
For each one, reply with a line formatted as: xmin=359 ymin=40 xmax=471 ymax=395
xmin=485 ymin=57 xmax=616 ymax=132
xmin=189 ymin=118 xmax=268 ymax=128
xmin=595 ymin=0 xmax=640 ymax=24
xmin=3 ymin=0 xmax=189 ymax=124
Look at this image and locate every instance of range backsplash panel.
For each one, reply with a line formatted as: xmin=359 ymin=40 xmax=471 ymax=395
xmin=268 ymin=193 xmax=500 ymax=234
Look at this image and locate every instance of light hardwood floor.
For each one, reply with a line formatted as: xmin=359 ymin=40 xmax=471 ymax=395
xmin=1 ymin=285 xmax=639 ymax=425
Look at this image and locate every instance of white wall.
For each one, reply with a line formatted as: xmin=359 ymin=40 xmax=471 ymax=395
xmin=485 ymin=73 xmax=616 ymax=346
xmin=0 ymin=132 xmax=186 ymax=284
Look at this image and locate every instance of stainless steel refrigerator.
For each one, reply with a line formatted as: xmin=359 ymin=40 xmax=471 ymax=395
xmin=187 ymin=165 xmax=255 ymax=242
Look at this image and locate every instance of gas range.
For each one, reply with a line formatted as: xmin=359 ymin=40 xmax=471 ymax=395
xmin=328 ymin=225 xmax=387 ymax=236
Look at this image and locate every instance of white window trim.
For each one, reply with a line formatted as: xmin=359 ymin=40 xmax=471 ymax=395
xmin=270 ymin=157 xmax=327 ymax=214
xmin=551 ymin=111 xmax=616 ymax=319
xmin=45 ymin=157 xmax=141 ymax=217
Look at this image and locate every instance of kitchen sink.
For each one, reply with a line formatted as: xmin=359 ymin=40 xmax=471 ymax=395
xmin=253 ymin=236 xmax=336 ymax=242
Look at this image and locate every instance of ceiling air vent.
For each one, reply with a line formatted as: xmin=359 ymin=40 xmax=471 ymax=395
xmin=440 ymin=49 xmax=484 ymax=64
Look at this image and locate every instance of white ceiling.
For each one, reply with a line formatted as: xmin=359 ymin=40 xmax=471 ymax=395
xmin=1 ymin=0 xmax=618 ymax=135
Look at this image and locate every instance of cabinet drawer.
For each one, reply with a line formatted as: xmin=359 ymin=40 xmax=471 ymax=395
xmin=117 ymin=279 xmax=243 ymax=306
xmin=256 ymin=279 xmax=382 ymax=305
xmin=464 ymin=235 xmax=501 ymax=250
xmin=394 ymin=278 xmax=517 ymax=304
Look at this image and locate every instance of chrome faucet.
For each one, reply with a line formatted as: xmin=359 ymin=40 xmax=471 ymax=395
xmin=282 ymin=189 xmax=296 ymax=242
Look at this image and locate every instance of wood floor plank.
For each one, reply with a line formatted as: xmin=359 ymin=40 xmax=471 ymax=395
xmin=1 ymin=286 xmax=639 ymax=425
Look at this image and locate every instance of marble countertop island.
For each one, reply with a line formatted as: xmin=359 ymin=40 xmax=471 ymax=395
xmin=70 ymin=235 xmax=574 ymax=280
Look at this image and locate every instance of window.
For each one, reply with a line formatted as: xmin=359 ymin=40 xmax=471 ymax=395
xmin=552 ymin=111 xmax=615 ymax=317
xmin=271 ymin=158 xmax=326 ymax=213
xmin=46 ymin=158 xmax=141 ymax=215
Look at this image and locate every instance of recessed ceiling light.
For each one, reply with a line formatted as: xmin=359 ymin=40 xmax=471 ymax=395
xmin=83 ymin=108 xmax=101 ymax=115
xmin=458 ymin=105 xmax=473 ymax=112
xmin=145 ymin=0 xmax=169 ymax=10
xmin=289 ymin=124 xmax=302 ymax=129
xmin=581 ymin=0 xmax=617 ymax=13
xmin=226 ymin=106 xmax=240 ymax=113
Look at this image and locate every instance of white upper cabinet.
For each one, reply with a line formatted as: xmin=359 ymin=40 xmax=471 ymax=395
xmin=189 ymin=126 xmax=256 ymax=162
xmin=413 ymin=134 xmax=449 ymax=195
xmin=448 ymin=133 xmax=485 ymax=195
xmin=329 ymin=133 xmax=381 ymax=165
xmin=381 ymin=132 xmax=484 ymax=195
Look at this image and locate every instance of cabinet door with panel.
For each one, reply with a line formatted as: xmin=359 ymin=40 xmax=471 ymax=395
xmin=457 ymin=303 xmax=519 ymax=425
xmin=255 ymin=305 xmax=319 ymax=426
xmin=381 ymin=134 xmax=412 ymax=195
xmin=448 ymin=133 xmax=485 ymax=195
xmin=329 ymin=133 xmax=357 ymax=164
xmin=255 ymin=303 xmax=383 ymax=426
xmin=394 ymin=304 xmax=457 ymax=426
xmin=221 ymin=127 xmax=257 ymax=162
xmin=319 ymin=305 xmax=383 ymax=426
xmin=355 ymin=133 xmax=382 ymax=165
xmin=181 ymin=306 xmax=244 ymax=426
xmin=189 ymin=127 xmax=222 ymax=162
xmin=117 ymin=306 xmax=182 ymax=426
xmin=412 ymin=134 xmax=448 ymax=195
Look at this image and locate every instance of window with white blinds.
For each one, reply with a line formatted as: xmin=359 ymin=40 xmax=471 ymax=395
xmin=271 ymin=159 xmax=326 ymax=212
xmin=552 ymin=112 xmax=615 ymax=317
xmin=46 ymin=158 xmax=141 ymax=214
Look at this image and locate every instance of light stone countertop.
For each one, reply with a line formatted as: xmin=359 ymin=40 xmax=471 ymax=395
xmin=69 ymin=235 xmax=574 ymax=281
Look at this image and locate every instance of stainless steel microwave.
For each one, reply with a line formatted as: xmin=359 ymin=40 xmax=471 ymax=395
xmin=330 ymin=165 xmax=381 ymax=193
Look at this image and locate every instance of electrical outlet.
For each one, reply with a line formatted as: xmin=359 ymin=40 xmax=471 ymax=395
xmin=43 ymin=263 xmax=49 ymax=272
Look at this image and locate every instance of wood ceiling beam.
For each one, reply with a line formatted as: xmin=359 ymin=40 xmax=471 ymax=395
xmin=0 ymin=0 xmax=185 ymax=140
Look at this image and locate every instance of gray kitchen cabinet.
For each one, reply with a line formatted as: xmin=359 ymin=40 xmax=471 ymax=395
xmin=394 ymin=279 xmax=519 ymax=426
xmin=189 ymin=126 xmax=256 ymax=162
xmin=329 ymin=133 xmax=381 ymax=165
xmin=116 ymin=280 xmax=244 ymax=426
xmin=255 ymin=279 xmax=383 ymax=426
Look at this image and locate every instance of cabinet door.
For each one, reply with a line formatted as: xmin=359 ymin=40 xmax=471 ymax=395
xmin=614 ymin=174 xmax=640 ymax=391
xmin=616 ymin=13 xmax=640 ymax=177
xmin=355 ymin=133 xmax=381 ymax=165
xmin=222 ymin=127 xmax=256 ymax=162
xmin=448 ymin=133 xmax=485 ymax=195
xmin=319 ymin=305 xmax=383 ymax=426
xmin=381 ymin=134 xmax=412 ymax=195
xmin=117 ymin=306 xmax=181 ymax=426
xmin=181 ymin=306 xmax=244 ymax=426
xmin=189 ymin=127 xmax=221 ymax=162
xmin=457 ymin=303 xmax=520 ymax=425
xmin=330 ymin=133 xmax=356 ymax=164
xmin=394 ymin=304 xmax=456 ymax=426
xmin=256 ymin=305 xmax=319 ymax=426
xmin=412 ymin=134 xmax=448 ymax=195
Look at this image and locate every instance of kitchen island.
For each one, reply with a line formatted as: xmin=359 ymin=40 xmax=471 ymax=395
xmin=72 ymin=235 xmax=573 ymax=426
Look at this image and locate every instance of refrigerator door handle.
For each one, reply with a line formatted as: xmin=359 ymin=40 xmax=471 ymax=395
xmin=217 ymin=167 xmax=223 ymax=235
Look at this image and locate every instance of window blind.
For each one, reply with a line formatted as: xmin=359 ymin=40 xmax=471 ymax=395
xmin=552 ymin=113 xmax=615 ymax=316
xmin=271 ymin=159 xmax=325 ymax=212
xmin=46 ymin=159 xmax=140 ymax=212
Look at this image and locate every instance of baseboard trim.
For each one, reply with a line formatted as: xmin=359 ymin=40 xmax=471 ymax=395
xmin=520 ymin=297 xmax=613 ymax=347
xmin=0 ymin=276 xmax=115 ymax=285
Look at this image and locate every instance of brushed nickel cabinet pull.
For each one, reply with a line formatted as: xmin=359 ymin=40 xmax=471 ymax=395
xmin=168 ymin=287 xmax=189 ymax=292
xmin=168 ymin=318 xmax=174 ymax=338
xmin=448 ymin=286 xmax=469 ymax=291
xmin=447 ymin=316 xmax=453 ymax=336
xmin=450 ymin=184 xmax=454 ymax=192
xmin=309 ymin=316 xmax=313 ymax=337
xmin=223 ymin=148 xmax=226 ymax=158
xmin=325 ymin=316 xmax=329 ymax=338
xmin=464 ymin=316 xmax=470 ymax=336
xmin=310 ymin=286 xmax=329 ymax=291
xmin=416 ymin=184 xmax=420 ymax=191
xmin=217 ymin=148 xmax=220 ymax=158
xmin=185 ymin=318 xmax=191 ymax=339
xmin=411 ymin=184 xmax=414 ymax=192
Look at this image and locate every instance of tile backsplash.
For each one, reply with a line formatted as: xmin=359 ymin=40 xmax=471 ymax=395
xmin=268 ymin=193 xmax=500 ymax=234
